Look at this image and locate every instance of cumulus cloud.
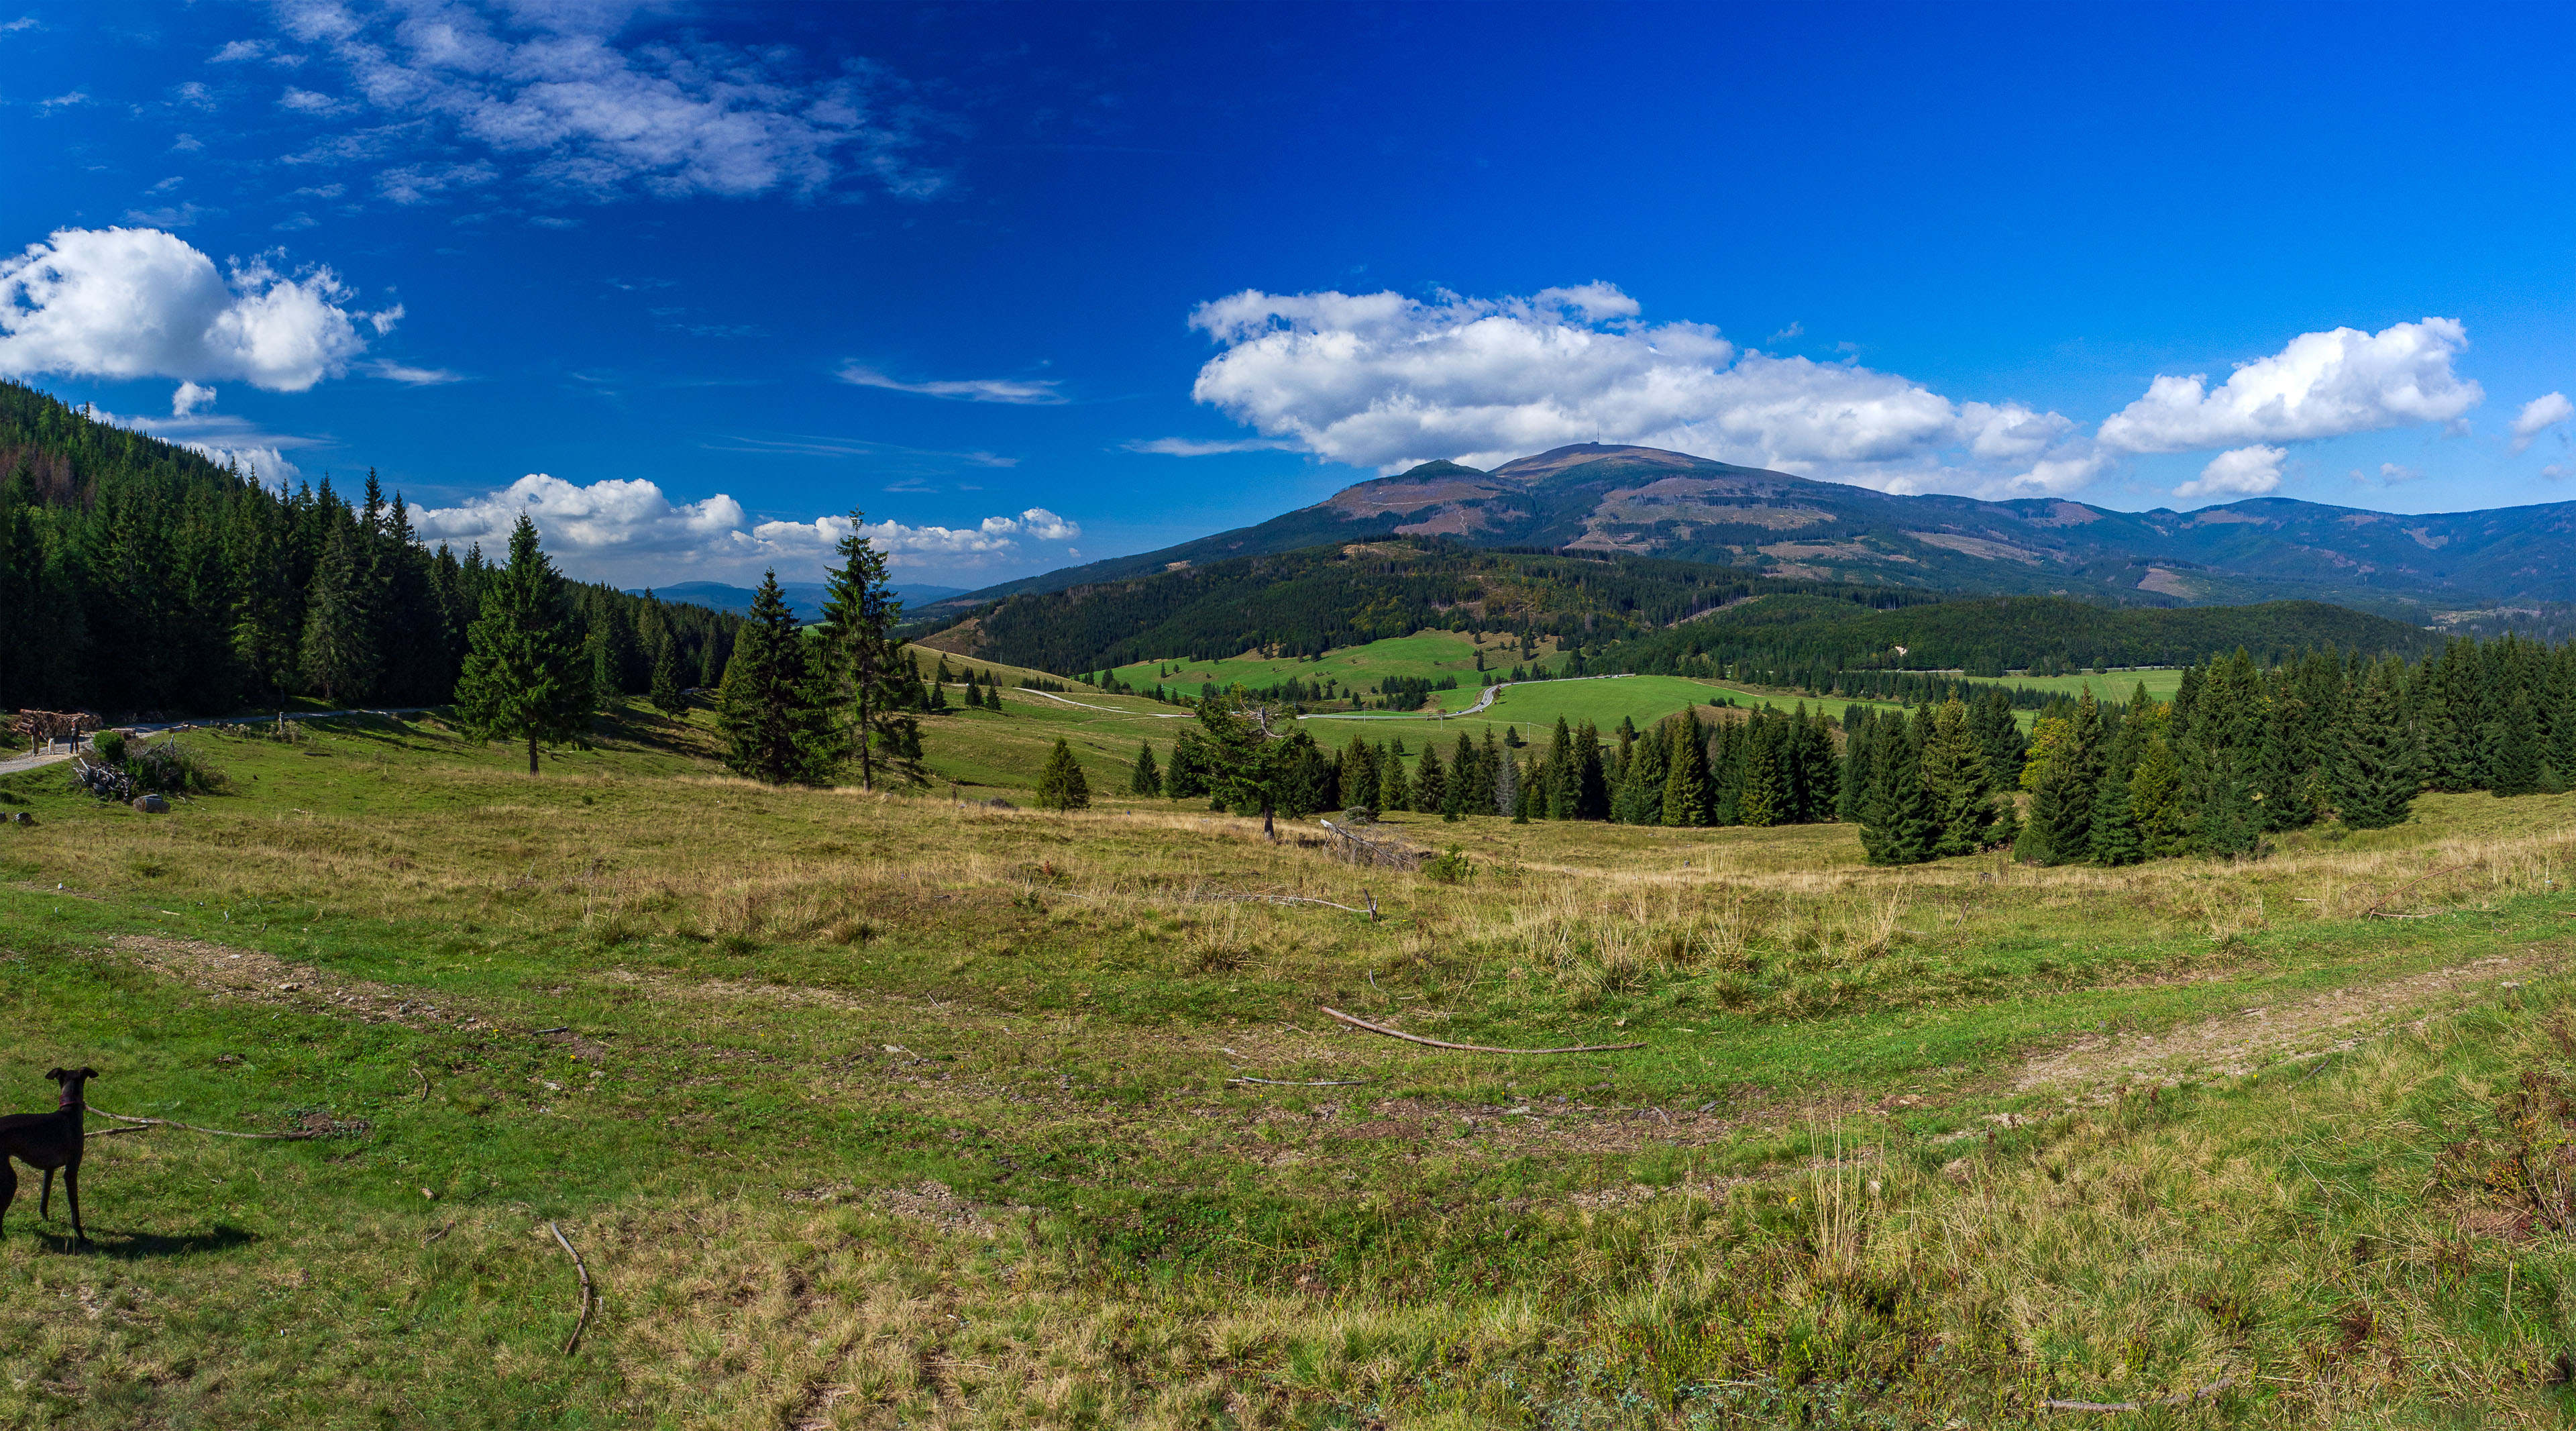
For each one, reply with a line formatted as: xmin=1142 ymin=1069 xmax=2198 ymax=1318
xmin=0 ymin=226 xmax=396 ymax=390
xmin=412 ymin=473 xmax=1078 ymax=580
xmin=836 ymin=364 xmax=1063 ymax=405
xmin=1182 ymin=284 xmax=2102 ymax=496
xmin=2510 ymin=392 xmax=2572 ymax=454
xmin=263 ymin=0 xmax=949 ymax=204
xmin=87 ymin=402 xmax=316 ymax=483
xmin=1123 ymin=436 xmax=1302 ymax=457
xmin=2174 ymin=445 xmax=2286 ymax=501
xmin=2097 ymin=319 xmax=2481 ymax=454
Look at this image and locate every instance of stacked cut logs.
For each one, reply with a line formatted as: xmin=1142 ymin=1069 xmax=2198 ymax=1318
xmin=10 ymin=710 xmax=101 ymax=745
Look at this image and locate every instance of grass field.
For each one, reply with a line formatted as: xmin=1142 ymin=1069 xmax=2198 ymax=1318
xmin=1996 ymin=667 xmax=2186 ymax=702
xmin=1106 ymin=630 xmax=1556 ymax=699
xmin=0 ymin=698 xmax=2570 ymax=1425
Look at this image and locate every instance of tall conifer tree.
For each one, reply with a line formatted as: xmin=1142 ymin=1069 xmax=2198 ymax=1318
xmin=715 ymin=571 xmax=837 ymax=785
xmin=454 ymin=515 xmax=595 ymax=776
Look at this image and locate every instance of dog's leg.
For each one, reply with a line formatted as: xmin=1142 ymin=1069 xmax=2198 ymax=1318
xmin=0 ymin=1160 xmax=15 ymax=1238
xmin=38 ymin=1166 xmax=50 ymax=1220
xmin=63 ymin=1161 xmax=81 ymax=1243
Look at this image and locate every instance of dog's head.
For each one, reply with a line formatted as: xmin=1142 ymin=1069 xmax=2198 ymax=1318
xmin=44 ymin=1067 xmax=97 ymax=1108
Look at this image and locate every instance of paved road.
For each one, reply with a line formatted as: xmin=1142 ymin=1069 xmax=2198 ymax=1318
xmin=1299 ymin=672 xmax=1633 ymax=722
xmin=0 ymin=707 xmax=434 ymax=778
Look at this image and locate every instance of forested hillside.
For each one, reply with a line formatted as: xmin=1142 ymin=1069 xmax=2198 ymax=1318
xmin=0 ymin=382 xmax=740 ymax=719
xmin=922 ymin=537 xmax=2438 ymax=687
xmin=947 ymin=541 xmax=1932 ymax=674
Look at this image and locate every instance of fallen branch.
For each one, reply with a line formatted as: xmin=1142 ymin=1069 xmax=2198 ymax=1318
xmin=82 ymin=1125 xmax=154 ymax=1139
xmin=2041 ymin=1377 xmax=2235 ymax=1414
xmin=549 ymin=1221 xmax=595 ymax=1356
xmin=1320 ymin=1006 xmax=1646 ymax=1055
xmin=1228 ymin=1077 xmax=1373 ymax=1087
xmin=412 ymin=1064 xmax=429 ymax=1102
xmin=531 ymin=1026 xmax=571 ymax=1037
xmin=88 ymin=1108 xmax=323 ymax=1141
xmin=1214 ymin=892 xmax=1377 ymax=917
xmin=2362 ymin=864 xmax=2468 ymax=918
xmin=422 ymin=1222 xmax=453 ymax=1247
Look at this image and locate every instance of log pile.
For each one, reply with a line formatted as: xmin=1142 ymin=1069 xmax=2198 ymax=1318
xmin=10 ymin=710 xmax=100 ymax=745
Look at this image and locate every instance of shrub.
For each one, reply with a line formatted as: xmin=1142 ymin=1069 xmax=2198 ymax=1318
xmin=131 ymin=739 xmax=229 ymax=794
xmin=92 ymin=729 xmax=128 ymax=765
xmin=1425 ymin=845 xmax=1472 ymax=884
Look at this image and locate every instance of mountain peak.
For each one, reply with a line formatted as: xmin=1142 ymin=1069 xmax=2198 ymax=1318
xmin=1396 ymin=459 xmax=1487 ymax=479
xmin=1487 ymin=443 xmax=1724 ymax=483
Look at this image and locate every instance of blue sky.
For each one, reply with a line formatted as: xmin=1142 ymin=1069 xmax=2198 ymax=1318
xmin=3 ymin=1 xmax=2571 ymax=588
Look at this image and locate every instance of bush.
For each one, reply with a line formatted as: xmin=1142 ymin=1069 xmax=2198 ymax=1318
xmin=1425 ymin=845 xmax=1473 ymax=884
xmin=131 ymin=739 xmax=229 ymax=795
xmin=1340 ymin=805 xmax=1377 ymax=825
xmin=91 ymin=729 xmax=127 ymax=765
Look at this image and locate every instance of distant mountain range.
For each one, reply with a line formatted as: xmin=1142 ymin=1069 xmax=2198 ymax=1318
xmin=630 ymin=580 xmax=967 ymax=623
xmin=931 ymin=443 xmax=2576 ymax=619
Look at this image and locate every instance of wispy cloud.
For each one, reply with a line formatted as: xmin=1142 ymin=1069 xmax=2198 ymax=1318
xmin=1122 ymin=436 xmax=1299 ymax=457
xmin=836 ymin=364 xmax=1063 ymax=405
xmin=266 ymin=1 xmax=953 ymax=205
xmin=366 ymin=360 xmax=465 ymax=385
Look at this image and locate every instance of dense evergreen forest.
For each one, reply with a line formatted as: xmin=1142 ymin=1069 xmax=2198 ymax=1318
xmin=0 ymin=382 xmax=741 ymax=721
xmin=947 ymin=543 xmax=1931 ymax=675
xmin=930 ymin=539 xmax=2439 ymax=688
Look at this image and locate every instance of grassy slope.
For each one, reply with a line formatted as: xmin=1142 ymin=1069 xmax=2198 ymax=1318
xmin=1105 ymin=629 xmax=1533 ymax=696
xmin=0 ymin=704 xmax=2569 ymax=1424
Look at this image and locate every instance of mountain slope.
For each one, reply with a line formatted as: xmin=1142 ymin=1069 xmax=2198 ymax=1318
xmin=938 ymin=443 xmax=2576 ymax=616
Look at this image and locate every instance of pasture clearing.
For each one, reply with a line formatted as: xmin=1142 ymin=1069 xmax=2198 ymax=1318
xmin=0 ymin=701 xmax=2567 ymax=1425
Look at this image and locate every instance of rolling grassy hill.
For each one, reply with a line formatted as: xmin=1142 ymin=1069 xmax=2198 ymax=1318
xmin=0 ymin=694 xmax=2569 ymax=1422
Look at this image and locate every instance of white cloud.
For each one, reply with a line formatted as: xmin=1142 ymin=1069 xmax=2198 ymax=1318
xmin=0 ymin=226 xmax=396 ymax=390
xmin=87 ymin=402 xmax=317 ymax=483
xmin=2510 ymin=392 xmax=2572 ymax=454
xmin=375 ymin=160 xmax=496 ymax=204
xmin=123 ymin=203 xmax=207 ymax=228
xmin=366 ymin=358 xmax=463 ymax=384
xmin=2097 ymin=319 xmax=2482 ymax=454
xmin=413 ymin=473 xmax=1079 ymax=580
xmin=269 ymin=0 xmax=947 ymax=204
xmin=2174 ymin=445 xmax=2286 ymax=501
xmin=837 ymin=364 xmax=1063 ymax=405
xmin=1 ymin=17 xmax=40 ymax=38
xmin=37 ymin=91 xmax=89 ymax=113
xmin=1122 ymin=436 xmax=1300 ymax=457
xmin=1182 ymin=283 xmax=2103 ymax=496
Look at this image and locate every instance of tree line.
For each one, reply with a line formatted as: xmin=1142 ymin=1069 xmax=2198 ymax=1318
xmin=1849 ymin=635 xmax=2576 ymax=866
xmin=0 ymin=382 xmax=740 ymax=719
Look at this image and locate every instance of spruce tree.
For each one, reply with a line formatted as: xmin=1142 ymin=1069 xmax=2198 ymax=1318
xmin=1572 ymin=721 xmax=1610 ymax=820
xmin=1165 ymin=731 xmax=1211 ymax=800
xmin=1036 ymin=738 xmax=1091 ymax=810
xmin=1493 ymin=741 xmax=1521 ymax=816
xmin=1377 ymin=750 xmax=1413 ymax=812
xmin=2332 ymin=657 xmax=2417 ymax=829
xmin=2129 ymin=735 xmax=2190 ymax=856
xmin=814 ymin=509 xmax=921 ymax=790
xmin=1920 ymin=698 xmax=1994 ymax=856
xmin=2088 ymin=769 xmax=2145 ymax=865
xmin=299 ymin=519 xmax=380 ymax=704
xmin=1129 ymin=740 xmax=1162 ymax=797
xmin=1737 ymin=727 xmax=1784 ymax=827
xmin=454 ymin=514 xmax=596 ymax=776
xmin=1661 ymin=710 xmax=1713 ymax=827
xmin=715 ymin=571 xmax=838 ymax=786
xmin=2487 ymin=688 xmax=2542 ymax=797
xmin=648 ymin=635 xmax=686 ymax=716
xmin=1415 ymin=744 xmax=1448 ymax=813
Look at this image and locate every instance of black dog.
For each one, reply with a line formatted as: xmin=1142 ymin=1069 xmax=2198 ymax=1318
xmin=0 ymin=1067 xmax=96 ymax=1241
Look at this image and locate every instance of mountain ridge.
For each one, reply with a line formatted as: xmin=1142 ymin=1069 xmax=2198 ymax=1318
xmin=934 ymin=443 xmax=2576 ymax=617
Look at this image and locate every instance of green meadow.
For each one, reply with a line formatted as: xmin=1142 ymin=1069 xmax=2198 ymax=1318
xmin=0 ymin=698 xmax=2568 ymax=1426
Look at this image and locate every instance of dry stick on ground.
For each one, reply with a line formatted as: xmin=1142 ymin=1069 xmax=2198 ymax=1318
xmin=1321 ymin=1006 xmax=1648 ymax=1055
xmin=549 ymin=1221 xmax=595 ymax=1356
xmin=88 ymin=1109 xmax=324 ymax=1141
xmin=422 ymin=1222 xmax=453 ymax=1247
xmin=2361 ymin=863 xmax=2469 ymax=918
xmin=81 ymin=1125 xmax=154 ymax=1140
xmin=412 ymin=1064 xmax=429 ymax=1102
xmin=2041 ymin=1377 xmax=2236 ymax=1414
xmin=1227 ymin=1077 xmax=1373 ymax=1087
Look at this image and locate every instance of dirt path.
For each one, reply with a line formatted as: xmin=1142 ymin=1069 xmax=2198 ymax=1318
xmin=2015 ymin=951 xmax=2559 ymax=1092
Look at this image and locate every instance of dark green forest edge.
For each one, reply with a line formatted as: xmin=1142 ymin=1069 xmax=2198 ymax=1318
xmin=932 ymin=539 xmax=2435 ymax=691
xmin=0 ymin=382 xmax=743 ymax=721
